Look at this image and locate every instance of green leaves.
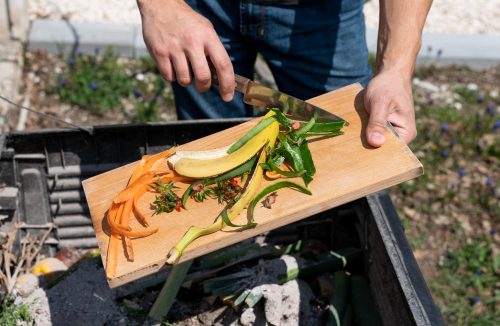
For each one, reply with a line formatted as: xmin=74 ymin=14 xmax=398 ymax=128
xmin=248 ymin=181 xmax=312 ymax=223
xmin=49 ymin=48 xmax=168 ymax=121
xmin=262 ymin=108 xmax=344 ymax=186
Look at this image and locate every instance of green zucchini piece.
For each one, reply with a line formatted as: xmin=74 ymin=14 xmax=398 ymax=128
xmin=227 ymin=116 xmax=277 ymax=154
xmin=326 ymin=271 xmax=350 ymax=326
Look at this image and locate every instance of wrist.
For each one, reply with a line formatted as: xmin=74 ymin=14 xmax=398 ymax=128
xmin=376 ymin=58 xmax=415 ymax=83
xmin=137 ymin=0 xmax=183 ymax=11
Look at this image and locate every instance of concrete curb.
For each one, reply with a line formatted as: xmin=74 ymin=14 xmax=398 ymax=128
xmin=29 ymin=19 xmax=500 ymax=69
xmin=366 ymin=29 xmax=500 ymax=69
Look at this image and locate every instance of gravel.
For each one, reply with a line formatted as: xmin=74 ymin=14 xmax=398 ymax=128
xmin=28 ymin=0 xmax=500 ymax=34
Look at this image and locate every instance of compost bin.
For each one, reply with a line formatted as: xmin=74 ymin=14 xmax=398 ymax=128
xmin=0 ymin=120 xmax=444 ymax=325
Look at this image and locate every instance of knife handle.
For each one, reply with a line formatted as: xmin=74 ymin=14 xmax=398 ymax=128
xmin=209 ymin=62 xmax=249 ymax=94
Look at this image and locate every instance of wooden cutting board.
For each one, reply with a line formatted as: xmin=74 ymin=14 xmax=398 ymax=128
xmin=83 ymin=83 xmax=422 ymax=288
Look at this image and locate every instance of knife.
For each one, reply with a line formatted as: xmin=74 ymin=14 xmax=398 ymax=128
xmin=210 ymin=71 xmax=348 ymax=124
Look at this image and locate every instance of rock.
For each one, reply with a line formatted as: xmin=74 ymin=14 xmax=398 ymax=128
xmin=435 ymin=214 xmax=450 ymax=226
xmin=248 ymin=279 xmax=317 ymax=326
xmin=467 ymin=83 xmax=479 ymax=91
xmin=413 ymin=78 xmax=440 ymax=93
xmin=17 ymin=288 xmax=52 ymax=326
xmin=14 ymin=273 xmax=39 ymax=297
xmin=240 ymin=307 xmax=256 ymax=326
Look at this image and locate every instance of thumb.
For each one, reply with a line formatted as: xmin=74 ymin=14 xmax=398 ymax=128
xmin=365 ymin=98 xmax=389 ymax=148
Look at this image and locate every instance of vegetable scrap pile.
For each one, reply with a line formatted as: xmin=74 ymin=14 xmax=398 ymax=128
xmin=104 ymin=109 xmax=345 ymax=277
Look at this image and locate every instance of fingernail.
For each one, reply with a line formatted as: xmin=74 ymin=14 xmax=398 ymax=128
xmin=369 ymin=131 xmax=386 ymax=146
xmin=223 ymin=92 xmax=234 ymax=102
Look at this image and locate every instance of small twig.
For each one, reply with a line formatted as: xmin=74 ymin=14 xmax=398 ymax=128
xmin=11 ymin=235 xmax=36 ymax=284
xmin=3 ymin=225 xmax=18 ymax=287
xmin=1 ymin=224 xmax=55 ymax=294
xmin=26 ymin=224 xmax=54 ymax=268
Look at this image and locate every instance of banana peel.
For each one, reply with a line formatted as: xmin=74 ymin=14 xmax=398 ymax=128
xmin=169 ymin=112 xmax=278 ymax=179
xmin=166 ymin=113 xmax=279 ymax=264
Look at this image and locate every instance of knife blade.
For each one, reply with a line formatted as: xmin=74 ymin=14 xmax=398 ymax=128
xmin=211 ymin=72 xmax=349 ymax=124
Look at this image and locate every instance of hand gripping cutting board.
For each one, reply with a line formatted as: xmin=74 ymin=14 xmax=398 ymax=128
xmin=83 ymin=83 xmax=423 ymax=288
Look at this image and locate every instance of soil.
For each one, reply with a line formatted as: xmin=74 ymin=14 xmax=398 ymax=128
xmin=15 ymin=258 xmax=126 ymax=326
xmin=5 ymin=50 xmax=176 ymax=132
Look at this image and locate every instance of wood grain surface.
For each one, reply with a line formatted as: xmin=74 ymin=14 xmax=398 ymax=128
xmin=82 ymin=83 xmax=423 ymax=288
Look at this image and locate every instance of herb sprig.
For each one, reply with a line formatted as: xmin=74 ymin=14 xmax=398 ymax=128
xmin=150 ymin=178 xmax=182 ymax=214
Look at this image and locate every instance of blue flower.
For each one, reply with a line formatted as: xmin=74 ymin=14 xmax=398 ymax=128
xmin=486 ymin=102 xmax=495 ymax=115
xmin=476 ymin=95 xmax=485 ymax=103
xmin=90 ymin=82 xmax=98 ymax=91
xmin=133 ymin=89 xmax=142 ymax=98
xmin=469 ymin=296 xmax=480 ymax=306
xmin=440 ymin=123 xmax=449 ymax=133
xmin=486 ymin=177 xmax=494 ymax=187
xmin=94 ymin=47 xmax=101 ymax=55
xmin=458 ymin=168 xmax=465 ymax=178
xmin=451 ymin=138 xmax=458 ymax=146
xmin=491 ymin=226 xmax=497 ymax=235
xmin=474 ymin=269 xmax=482 ymax=276
xmin=494 ymin=120 xmax=500 ymax=130
xmin=440 ymin=149 xmax=449 ymax=158
xmin=437 ymin=49 xmax=443 ymax=57
xmin=59 ymin=78 xmax=65 ymax=86
xmin=67 ymin=58 xmax=75 ymax=66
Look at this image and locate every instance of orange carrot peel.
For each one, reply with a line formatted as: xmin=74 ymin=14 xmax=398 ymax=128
xmin=105 ymin=147 xmax=195 ymax=277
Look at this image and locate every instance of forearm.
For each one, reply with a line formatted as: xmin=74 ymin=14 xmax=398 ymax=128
xmin=376 ymin=0 xmax=432 ymax=79
xmin=137 ymin=0 xmax=184 ymax=15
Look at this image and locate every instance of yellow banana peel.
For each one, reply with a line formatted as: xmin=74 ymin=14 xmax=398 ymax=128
xmin=169 ymin=112 xmax=278 ymax=179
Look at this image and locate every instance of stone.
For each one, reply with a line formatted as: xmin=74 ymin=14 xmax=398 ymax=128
xmin=14 ymin=273 xmax=39 ymax=297
xmin=23 ymin=288 xmax=52 ymax=326
xmin=240 ymin=307 xmax=257 ymax=326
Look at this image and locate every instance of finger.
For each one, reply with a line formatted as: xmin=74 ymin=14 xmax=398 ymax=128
xmin=389 ymin=113 xmax=417 ymax=144
xmin=171 ymin=54 xmax=192 ymax=87
xmin=365 ymin=96 xmax=390 ymax=147
xmin=157 ymin=57 xmax=176 ymax=82
xmin=206 ymin=39 xmax=234 ymax=102
xmin=186 ymin=49 xmax=211 ymax=92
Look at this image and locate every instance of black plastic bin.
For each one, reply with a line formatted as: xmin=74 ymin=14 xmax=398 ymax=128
xmin=0 ymin=120 xmax=444 ymax=325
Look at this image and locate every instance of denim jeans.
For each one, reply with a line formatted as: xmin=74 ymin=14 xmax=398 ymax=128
xmin=174 ymin=0 xmax=371 ymax=119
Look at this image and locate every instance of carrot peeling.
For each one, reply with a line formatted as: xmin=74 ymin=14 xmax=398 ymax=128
xmin=104 ymin=147 xmax=179 ymax=277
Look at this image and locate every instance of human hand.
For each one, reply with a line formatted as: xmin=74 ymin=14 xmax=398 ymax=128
xmin=364 ymin=69 xmax=416 ymax=147
xmin=137 ymin=0 xmax=234 ymax=101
